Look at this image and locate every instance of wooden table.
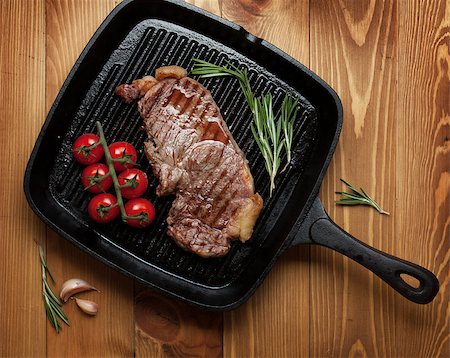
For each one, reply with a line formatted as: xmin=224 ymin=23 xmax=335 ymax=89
xmin=1 ymin=0 xmax=448 ymax=357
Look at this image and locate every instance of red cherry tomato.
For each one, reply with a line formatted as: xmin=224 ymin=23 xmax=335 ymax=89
xmin=87 ymin=193 xmax=120 ymax=224
xmin=117 ymin=169 xmax=149 ymax=199
xmin=124 ymin=198 xmax=155 ymax=228
xmin=72 ymin=134 xmax=104 ymax=165
xmin=108 ymin=141 xmax=137 ymax=171
xmin=81 ymin=163 xmax=113 ymax=193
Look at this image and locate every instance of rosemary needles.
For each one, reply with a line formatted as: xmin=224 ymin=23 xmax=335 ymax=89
xmin=191 ymin=58 xmax=254 ymax=107
xmin=336 ymin=179 xmax=390 ymax=215
xmin=38 ymin=245 xmax=69 ymax=333
xmin=191 ymin=58 xmax=299 ymax=196
xmin=251 ymin=95 xmax=283 ymax=195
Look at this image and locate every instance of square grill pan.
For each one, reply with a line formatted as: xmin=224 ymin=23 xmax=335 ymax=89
xmin=24 ymin=0 xmax=342 ymax=309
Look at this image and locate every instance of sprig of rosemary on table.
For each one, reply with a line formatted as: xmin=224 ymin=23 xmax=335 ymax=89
xmin=38 ymin=245 xmax=69 ymax=333
xmin=336 ymin=179 xmax=390 ymax=215
xmin=191 ymin=58 xmax=299 ymax=196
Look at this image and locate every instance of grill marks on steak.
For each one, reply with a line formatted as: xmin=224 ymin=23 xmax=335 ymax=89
xmin=116 ymin=67 xmax=263 ymax=257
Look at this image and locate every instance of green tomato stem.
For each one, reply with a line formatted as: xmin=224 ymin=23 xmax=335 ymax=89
xmin=119 ymin=182 xmax=134 ymax=189
xmin=75 ymin=140 xmax=101 ymax=156
xmin=83 ymin=173 xmax=111 ymax=191
xmin=96 ymin=173 xmax=110 ymax=180
xmin=89 ymin=141 xmax=101 ymax=149
xmin=119 ymin=176 xmax=139 ymax=189
xmin=95 ymin=121 xmax=128 ymax=221
xmin=112 ymin=157 xmax=137 ymax=166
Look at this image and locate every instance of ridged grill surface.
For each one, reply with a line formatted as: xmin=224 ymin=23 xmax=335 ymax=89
xmin=49 ymin=19 xmax=317 ymax=286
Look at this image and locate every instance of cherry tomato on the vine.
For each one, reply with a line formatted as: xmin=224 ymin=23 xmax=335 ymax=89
xmin=87 ymin=193 xmax=120 ymax=224
xmin=117 ymin=169 xmax=148 ymax=199
xmin=108 ymin=141 xmax=137 ymax=171
xmin=124 ymin=198 xmax=155 ymax=228
xmin=81 ymin=163 xmax=113 ymax=193
xmin=72 ymin=133 xmax=104 ymax=165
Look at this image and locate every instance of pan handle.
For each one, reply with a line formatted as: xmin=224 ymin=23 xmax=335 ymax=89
xmin=297 ymin=198 xmax=439 ymax=304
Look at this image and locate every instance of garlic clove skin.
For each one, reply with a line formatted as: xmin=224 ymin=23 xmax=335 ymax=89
xmin=60 ymin=278 xmax=98 ymax=302
xmin=74 ymin=298 xmax=98 ymax=316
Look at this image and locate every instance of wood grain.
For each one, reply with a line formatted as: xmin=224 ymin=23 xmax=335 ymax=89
xmin=396 ymin=0 xmax=449 ymax=356
xmin=188 ymin=0 xmax=221 ymax=15
xmin=219 ymin=1 xmax=311 ymax=357
xmin=310 ymin=0 xmax=449 ymax=357
xmin=134 ymin=286 xmax=222 ymax=357
xmin=0 ymin=0 xmax=449 ymax=357
xmin=220 ymin=0 xmax=309 ymax=61
xmin=0 ymin=0 xmax=47 ymax=356
xmin=310 ymin=0 xmax=398 ymax=356
xmin=45 ymin=1 xmax=134 ymax=357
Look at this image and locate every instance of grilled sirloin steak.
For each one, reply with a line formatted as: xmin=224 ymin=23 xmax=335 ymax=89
xmin=116 ymin=66 xmax=263 ymax=257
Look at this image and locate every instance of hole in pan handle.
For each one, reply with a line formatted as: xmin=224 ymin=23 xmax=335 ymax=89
xmin=294 ymin=198 xmax=440 ymax=304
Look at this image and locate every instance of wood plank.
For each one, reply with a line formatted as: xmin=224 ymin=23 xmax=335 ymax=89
xmin=396 ymin=0 xmax=449 ymax=356
xmin=0 ymin=0 xmax=47 ymax=356
xmin=45 ymin=1 xmax=134 ymax=356
xmin=310 ymin=0 xmax=398 ymax=356
xmin=219 ymin=1 xmax=311 ymax=357
xmin=134 ymin=285 xmax=222 ymax=357
xmin=221 ymin=0 xmax=309 ymax=60
xmin=45 ymin=0 xmax=121 ymax=105
xmin=188 ymin=0 xmax=221 ymax=15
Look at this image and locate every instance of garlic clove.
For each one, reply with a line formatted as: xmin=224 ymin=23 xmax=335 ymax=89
xmin=60 ymin=278 xmax=98 ymax=302
xmin=74 ymin=298 xmax=98 ymax=316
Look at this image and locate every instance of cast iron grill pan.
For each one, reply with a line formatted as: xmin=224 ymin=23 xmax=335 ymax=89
xmin=49 ymin=19 xmax=317 ymax=286
xmin=25 ymin=0 xmax=439 ymax=309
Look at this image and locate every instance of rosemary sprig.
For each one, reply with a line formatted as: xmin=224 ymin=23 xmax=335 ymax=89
xmin=280 ymin=94 xmax=298 ymax=172
xmin=191 ymin=58 xmax=254 ymax=108
xmin=191 ymin=58 xmax=299 ymax=196
xmin=336 ymin=179 xmax=390 ymax=215
xmin=251 ymin=95 xmax=284 ymax=195
xmin=38 ymin=245 xmax=69 ymax=333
